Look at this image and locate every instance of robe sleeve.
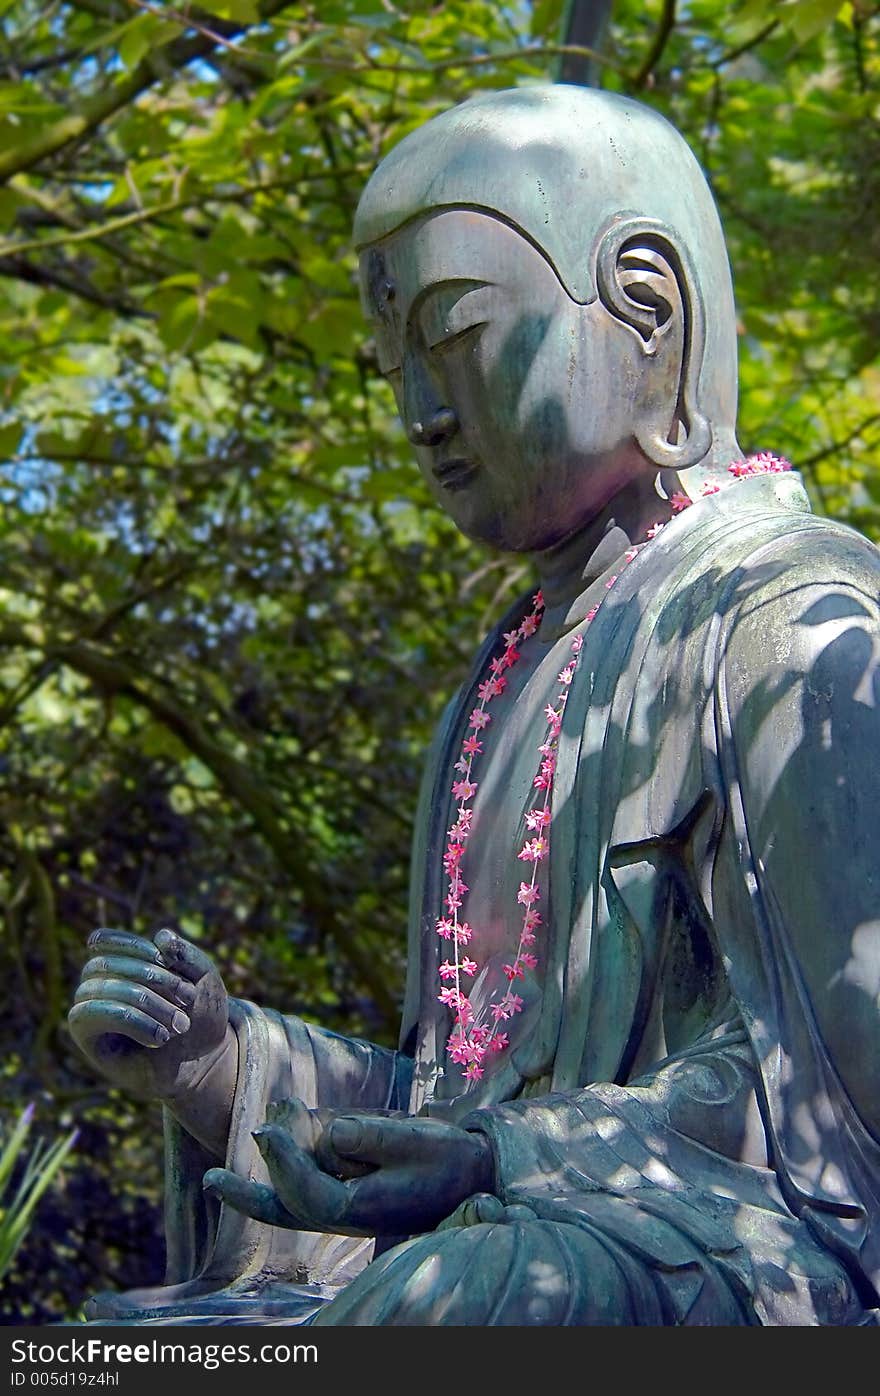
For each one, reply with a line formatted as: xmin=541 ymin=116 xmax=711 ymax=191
xmin=707 ymin=544 xmax=880 ymax=1293
xmin=164 ymin=999 xmax=411 ymax=1294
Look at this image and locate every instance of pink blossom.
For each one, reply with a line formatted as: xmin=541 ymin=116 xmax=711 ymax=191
xmin=435 ymin=917 xmax=454 ymax=940
xmin=625 ymin=548 xmax=639 ymax=562
xmin=452 ymin=778 xmax=477 ymax=801
xmin=701 ymin=481 xmax=721 ymax=496
xmin=504 ymin=961 xmax=525 ymax=981
xmin=585 ymin=606 xmax=598 ymax=623
xmin=455 ymin=922 xmax=473 ymax=945
xmin=488 ymin=1032 xmax=509 ymax=1053
xmin=571 ymin=634 xmax=583 ymax=653
xmin=443 ymin=843 xmax=464 ymax=871
xmin=525 ymin=807 xmax=551 ymax=831
xmin=523 ymin=908 xmax=542 ymax=931
xmin=503 ymin=630 xmax=520 ymax=647
xmin=468 ymin=709 xmax=490 ymax=731
xmin=558 ymin=665 xmax=574 ymax=685
xmin=501 ymin=646 xmax=520 ymax=668
xmin=439 ymin=961 xmax=458 ymax=981
xmin=489 ymin=657 xmax=506 ymax=675
xmin=533 ymin=772 xmax=551 ymax=791
xmin=445 ymin=890 xmax=462 ymax=912
xmin=438 ymin=986 xmax=462 ymax=1009
xmin=520 ymin=928 xmax=537 ymax=947
xmin=752 ymin=451 xmax=791 ymax=473
xmin=506 ymin=993 xmax=524 ymax=1015
xmin=460 ymin=957 xmax=478 ymax=976
xmin=448 ymin=809 xmax=473 ymax=838
xmin=518 ymin=836 xmax=549 ymax=863
xmin=462 ymin=736 xmax=483 ymax=756
xmin=730 ymin=451 xmax=791 ymax=476
xmin=669 ymin=492 xmax=692 ymax=512
xmin=646 ymin=522 xmax=665 ymax=539
xmin=454 ymin=997 xmax=474 ymax=1025
xmin=544 ymin=704 xmax=562 ymax=726
xmin=604 ymin=574 xmax=618 ymax=589
xmin=517 ymin=882 xmax=540 ymax=906
xmin=520 ymin=951 xmax=538 ymax=971
xmin=533 ymin=590 xmax=544 ymax=608
xmin=464 ymin=1062 xmax=484 ymax=1082
xmin=453 ymin=756 xmax=469 ymax=775
xmin=448 ymin=1039 xmax=473 ymax=1065
xmin=520 ymin=613 xmax=539 ymax=638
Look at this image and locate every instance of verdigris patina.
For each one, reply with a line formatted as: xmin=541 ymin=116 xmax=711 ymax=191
xmin=69 ymin=84 xmax=880 ymax=1326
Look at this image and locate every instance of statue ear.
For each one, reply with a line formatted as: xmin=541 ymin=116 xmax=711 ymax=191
xmin=595 ymin=216 xmax=711 ymax=469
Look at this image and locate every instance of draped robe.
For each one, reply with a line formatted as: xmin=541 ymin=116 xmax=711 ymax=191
xmin=88 ymin=473 xmax=880 ymax=1325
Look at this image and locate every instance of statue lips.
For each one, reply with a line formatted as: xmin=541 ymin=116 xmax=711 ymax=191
xmin=432 ymin=457 xmax=479 ymax=491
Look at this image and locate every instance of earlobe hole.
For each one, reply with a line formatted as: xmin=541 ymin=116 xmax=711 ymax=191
xmin=624 ymin=282 xmax=672 ymax=325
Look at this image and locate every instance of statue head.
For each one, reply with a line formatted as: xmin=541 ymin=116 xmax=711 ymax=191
xmin=354 ymin=84 xmax=740 ymax=552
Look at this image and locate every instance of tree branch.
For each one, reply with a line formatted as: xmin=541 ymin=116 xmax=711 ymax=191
xmin=710 ymin=18 xmax=780 ymax=70
xmin=797 ymin=413 xmax=880 ymax=471
xmin=633 ymin=0 xmax=676 ymax=89
xmin=0 ymin=0 xmax=292 ymax=184
xmin=0 ymin=254 xmax=147 ymax=315
xmin=309 ymin=42 xmax=628 ymax=79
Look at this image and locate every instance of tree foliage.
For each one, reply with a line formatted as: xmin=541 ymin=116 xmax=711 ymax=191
xmin=0 ymin=0 xmax=876 ymax=1321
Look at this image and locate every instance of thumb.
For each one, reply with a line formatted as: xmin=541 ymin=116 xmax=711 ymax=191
xmin=154 ymin=929 xmax=218 ymax=985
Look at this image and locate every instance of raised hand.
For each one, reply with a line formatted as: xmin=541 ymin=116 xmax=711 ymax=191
xmin=69 ymin=929 xmax=235 ymax=1155
xmin=203 ymin=1099 xmax=495 ymax=1237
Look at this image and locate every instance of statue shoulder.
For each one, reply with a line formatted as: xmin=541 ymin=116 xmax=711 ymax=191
xmin=711 ymin=511 xmax=880 ymax=748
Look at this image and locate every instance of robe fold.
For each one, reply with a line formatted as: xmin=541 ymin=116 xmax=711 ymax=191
xmin=88 ymin=473 xmax=880 ymax=1325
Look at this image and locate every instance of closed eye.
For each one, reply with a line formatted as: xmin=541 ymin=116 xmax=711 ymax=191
xmin=420 ymin=283 xmax=492 ymax=354
xmin=427 ymin=320 xmax=487 ymax=357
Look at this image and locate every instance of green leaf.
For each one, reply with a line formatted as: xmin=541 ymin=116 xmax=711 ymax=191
xmin=531 ymin=0 xmax=565 ymax=40
xmin=197 ymin=0 xmax=261 ymax=22
xmin=782 ymin=0 xmax=846 ymax=43
xmin=0 ymin=421 xmax=22 ymax=460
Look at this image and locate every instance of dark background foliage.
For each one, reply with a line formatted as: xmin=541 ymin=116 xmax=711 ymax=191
xmin=0 ymin=0 xmax=877 ymax=1321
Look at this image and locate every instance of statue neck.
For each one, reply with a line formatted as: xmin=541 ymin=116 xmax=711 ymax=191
xmin=531 ymin=436 xmax=744 ymax=636
xmin=530 ymin=469 xmax=661 ymax=625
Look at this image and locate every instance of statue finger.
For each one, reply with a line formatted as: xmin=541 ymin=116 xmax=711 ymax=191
xmin=154 ymin=929 xmax=216 ymax=984
xmin=74 ymin=978 xmax=191 ymax=1036
xmin=80 ymin=955 xmax=196 ymax=1010
xmin=264 ymin=1098 xmax=322 ymax=1152
xmin=327 ymin=1113 xmax=438 ymax=1168
xmin=86 ymin=929 xmax=163 ymax=963
xmin=69 ymin=999 xmax=173 ymax=1049
xmin=437 ymin=1192 xmax=506 ymax=1231
xmin=201 ymin=1168 xmax=302 ymax=1229
xmin=253 ymin=1124 xmax=356 ymax=1233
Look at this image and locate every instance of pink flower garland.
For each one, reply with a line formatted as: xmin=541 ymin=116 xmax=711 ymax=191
xmin=438 ymin=452 xmax=792 ymax=1086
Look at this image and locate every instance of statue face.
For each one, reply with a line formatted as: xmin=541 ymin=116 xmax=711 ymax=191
xmin=359 ymin=209 xmax=663 ymax=552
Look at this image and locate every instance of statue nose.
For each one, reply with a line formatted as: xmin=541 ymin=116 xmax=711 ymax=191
xmin=408 ymin=407 xmax=459 ymax=447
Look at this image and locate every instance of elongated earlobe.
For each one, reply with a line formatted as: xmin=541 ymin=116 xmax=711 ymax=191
xmin=595 ymin=216 xmax=711 ymax=469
